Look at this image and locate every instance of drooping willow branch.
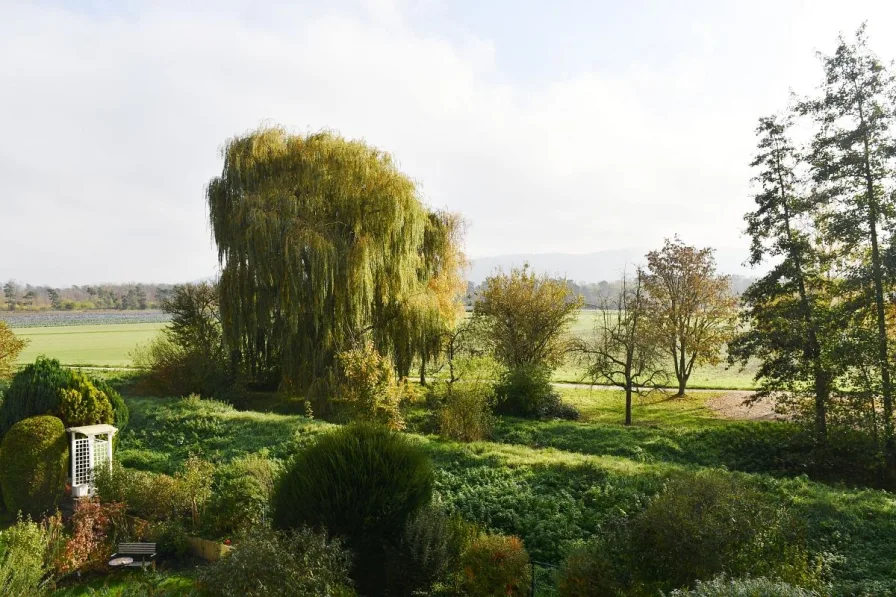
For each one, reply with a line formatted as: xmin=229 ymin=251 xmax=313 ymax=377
xmin=208 ymin=127 xmax=466 ymax=392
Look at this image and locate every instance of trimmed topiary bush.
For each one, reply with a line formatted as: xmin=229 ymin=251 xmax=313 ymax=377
xmin=0 ymin=358 xmax=71 ymax=436
xmin=0 ymin=415 xmax=68 ymax=518
xmin=0 ymin=358 xmax=126 ymax=437
xmin=58 ymin=370 xmax=114 ymax=428
xmin=273 ymin=423 xmax=434 ymax=595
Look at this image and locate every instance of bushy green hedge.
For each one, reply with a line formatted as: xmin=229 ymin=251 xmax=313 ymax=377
xmin=389 ymin=504 xmax=477 ymax=596
xmin=0 ymin=358 xmax=127 ymax=437
xmin=556 ymin=470 xmax=818 ymax=595
xmin=0 ymin=416 xmax=68 ymax=518
xmin=197 ymin=525 xmax=355 ymax=597
xmin=58 ymin=370 xmax=114 ymax=428
xmin=0 ymin=515 xmax=60 ymax=597
xmin=273 ymin=423 xmax=434 ymax=595
xmin=494 ymin=365 xmax=579 ymax=420
xmin=665 ymin=575 xmax=822 ymax=597
xmin=203 ymin=453 xmax=278 ymax=539
xmin=433 ymin=382 xmax=495 ymax=442
xmin=92 ymin=376 xmax=129 ymax=432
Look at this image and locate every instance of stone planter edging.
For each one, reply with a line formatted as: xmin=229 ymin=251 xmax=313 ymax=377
xmin=186 ymin=536 xmax=233 ymax=562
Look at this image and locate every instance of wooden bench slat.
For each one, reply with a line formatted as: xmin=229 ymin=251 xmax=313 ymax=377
xmin=116 ymin=543 xmax=157 ymax=555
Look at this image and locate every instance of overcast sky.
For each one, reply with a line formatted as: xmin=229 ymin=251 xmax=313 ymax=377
xmin=2 ymin=0 xmax=895 ymax=287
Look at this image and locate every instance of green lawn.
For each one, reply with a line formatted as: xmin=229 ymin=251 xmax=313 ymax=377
xmin=10 ymin=311 xmax=757 ymax=389
xmin=104 ymin=387 xmax=896 ymax=595
xmin=12 ymin=323 xmax=166 ymax=367
xmin=555 ymin=310 xmax=758 ymax=389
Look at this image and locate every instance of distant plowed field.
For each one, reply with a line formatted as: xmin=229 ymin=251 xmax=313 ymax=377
xmin=0 ymin=309 xmax=170 ymax=327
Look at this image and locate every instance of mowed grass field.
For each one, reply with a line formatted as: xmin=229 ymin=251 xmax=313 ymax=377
xmin=12 ymin=322 xmax=166 ymax=367
xmin=10 ymin=310 xmax=758 ymax=388
xmin=556 ymin=310 xmax=757 ymax=389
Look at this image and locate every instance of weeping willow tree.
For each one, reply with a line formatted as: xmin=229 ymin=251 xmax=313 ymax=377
xmin=207 ymin=127 xmax=465 ymax=395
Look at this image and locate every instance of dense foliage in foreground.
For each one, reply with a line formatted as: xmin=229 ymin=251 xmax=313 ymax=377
xmin=114 ymin=391 xmax=896 ymax=595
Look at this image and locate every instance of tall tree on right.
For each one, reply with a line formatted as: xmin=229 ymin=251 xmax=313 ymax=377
xmin=644 ymin=237 xmax=737 ymax=397
xmin=729 ymin=115 xmax=837 ymax=439
xmin=799 ymin=24 xmax=896 ymax=454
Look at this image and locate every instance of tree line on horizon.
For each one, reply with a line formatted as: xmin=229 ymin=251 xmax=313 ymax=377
xmin=1 ymin=271 xmax=756 ymax=315
xmin=1 ymin=281 xmax=175 ymax=312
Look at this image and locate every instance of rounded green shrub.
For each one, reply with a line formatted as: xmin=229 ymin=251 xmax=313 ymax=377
xmin=273 ymin=423 xmax=434 ymax=595
xmin=494 ymin=365 xmax=580 ymax=420
xmin=629 ymin=471 xmax=814 ymax=590
xmin=0 ymin=359 xmax=125 ymax=437
xmin=0 ymin=415 xmax=68 ymax=518
xmin=58 ymin=370 xmax=114 ymax=428
xmin=0 ymin=358 xmax=72 ymax=435
xmin=557 ymin=472 xmax=817 ymax=596
xmin=556 ymin=524 xmax=633 ymax=597
xmin=147 ymin=520 xmax=190 ymax=560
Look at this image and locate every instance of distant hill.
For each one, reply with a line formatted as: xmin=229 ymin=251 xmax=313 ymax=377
xmin=466 ymin=248 xmax=763 ymax=285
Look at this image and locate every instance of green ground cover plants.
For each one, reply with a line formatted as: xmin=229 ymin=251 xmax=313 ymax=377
xmin=108 ymin=387 xmax=896 ymax=595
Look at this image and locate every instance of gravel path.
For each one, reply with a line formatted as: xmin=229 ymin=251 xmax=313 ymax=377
xmin=704 ymin=390 xmax=783 ymax=421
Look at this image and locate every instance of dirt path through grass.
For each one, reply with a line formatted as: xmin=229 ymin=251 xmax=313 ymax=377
xmin=554 ymin=383 xmax=774 ymax=421
xmin=704 ymin=390 xmax=783 ymax=421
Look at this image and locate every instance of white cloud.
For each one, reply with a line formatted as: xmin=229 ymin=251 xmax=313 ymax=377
xmin=1 ymin=0 xmax=895 ymax=286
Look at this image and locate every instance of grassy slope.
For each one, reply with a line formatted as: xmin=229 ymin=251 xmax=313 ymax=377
xmin=12 ymin=323 xmax=166 ymax=367
xmin=113 ymin=390 xmax=896 ymax=595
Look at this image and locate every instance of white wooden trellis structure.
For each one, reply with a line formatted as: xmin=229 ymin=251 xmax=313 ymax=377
xmin=66 ymin=424 xmax=117 ymax=498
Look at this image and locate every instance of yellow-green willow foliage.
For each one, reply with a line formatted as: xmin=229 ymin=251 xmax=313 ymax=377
xmin=207 ymin=127 xmax=465 ymax=394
